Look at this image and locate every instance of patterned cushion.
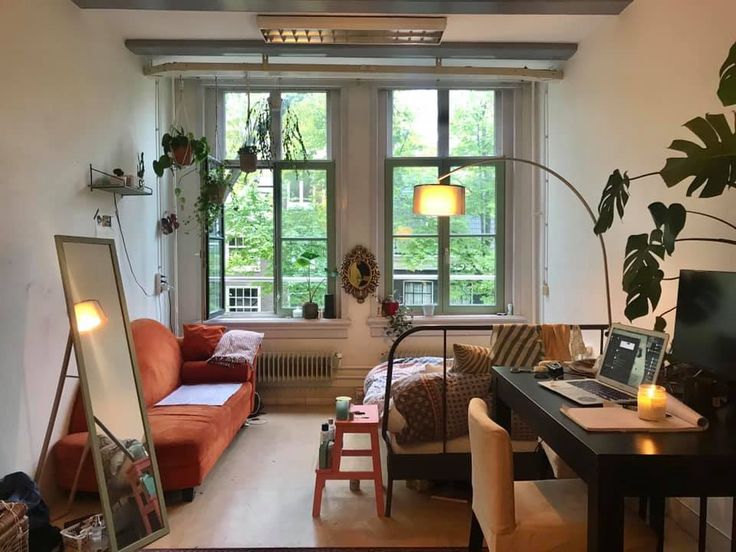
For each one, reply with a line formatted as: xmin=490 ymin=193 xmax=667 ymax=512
xmin=208 ymin=329 xmax=264 ymax=368
xmin=490 ymin=324 xmax=545 ymax=367
xmin=453 ymin=343 xmax=493 ymax=375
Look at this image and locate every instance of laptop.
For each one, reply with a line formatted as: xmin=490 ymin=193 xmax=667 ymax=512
xmin=538 ymin=323 xmax=669 ymax=406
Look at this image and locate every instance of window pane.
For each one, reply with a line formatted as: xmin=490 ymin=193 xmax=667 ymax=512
xmin=449 ymin=90 xmax=496 ymax=157
xmin=391 ymin=90 xmax=437 ymax=157
xmin=392 ymin=237 xmax=438 ymax=303
xmin=449 ymin=237 xmax=496 ymax=306
xmin=392 ymin=166 xmax=438 ymax=236
xmin=224 ymin=92 xmax=270 ymax=160
xmin=281 ymin=169 xmax=327 ymax=239
xmin=282 ymin=92 xmax=328 ymax=160
xmin=208 ymin=239 xmax=223 ymax=315
xmin=224 ymin=170 xmax=275 ymax=314
xmin=449 ymin=165 xmax=497 ymax=235
xmin=282 ymin=239 xmax=328 ymax=309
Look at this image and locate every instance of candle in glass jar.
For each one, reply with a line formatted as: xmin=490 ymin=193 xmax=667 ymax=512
xmin=637 ymin=384 xmax=667 ymax=421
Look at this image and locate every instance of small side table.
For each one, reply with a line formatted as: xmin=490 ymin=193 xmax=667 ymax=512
xmin=312 ymin=404 xmax=385 ymax=517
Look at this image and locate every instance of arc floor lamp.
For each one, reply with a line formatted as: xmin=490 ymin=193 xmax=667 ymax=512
xmin=412 ymin=156 xmax=613 ymax=327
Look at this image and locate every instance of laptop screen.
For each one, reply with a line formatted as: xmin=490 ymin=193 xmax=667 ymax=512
xmin=598 ymin=327 xmax=666 ymax=388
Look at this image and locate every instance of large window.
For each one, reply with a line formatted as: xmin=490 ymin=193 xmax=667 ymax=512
xmin=206 ymin=90 xmax=335 ymax=318
xmin=385 ymin=89 xmax=506 ymax=314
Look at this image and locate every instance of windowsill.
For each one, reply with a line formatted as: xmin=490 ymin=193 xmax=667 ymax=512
xmin=366 ymin=314 xmax=528 ymax=337
xmin=207 ymin=317 xmax=351 ymax=339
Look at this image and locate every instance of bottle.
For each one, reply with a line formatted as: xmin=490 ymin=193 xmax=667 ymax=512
xmin=327 ymin=418 xmax=336 ymax=442
xmin=318 ymin=423 xmax=330 ymax=469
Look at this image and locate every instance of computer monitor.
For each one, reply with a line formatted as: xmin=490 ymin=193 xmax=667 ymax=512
xmin=672 ymin=270 xmax=736 ymax=382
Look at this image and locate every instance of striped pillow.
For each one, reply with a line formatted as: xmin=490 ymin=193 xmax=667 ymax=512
xmin=453 ymin=344 xmax=493 ymax=375
xmin=490 ymin=324 xmax=544 ymax=367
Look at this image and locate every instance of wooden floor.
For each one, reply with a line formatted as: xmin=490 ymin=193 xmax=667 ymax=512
xmin=62 ymin=406 xmax=701 ymax=549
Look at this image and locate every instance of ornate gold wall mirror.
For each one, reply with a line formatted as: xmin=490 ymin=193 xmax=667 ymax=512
xmin=340 ymin=245 xmax=380 ymax=303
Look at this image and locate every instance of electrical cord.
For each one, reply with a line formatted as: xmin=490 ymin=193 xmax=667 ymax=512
xmin=113 ymin=193 xmax=155 ymax=297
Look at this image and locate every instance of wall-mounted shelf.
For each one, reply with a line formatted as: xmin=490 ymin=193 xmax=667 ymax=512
xmin=89 ymin=165 xmax=152 ymax=196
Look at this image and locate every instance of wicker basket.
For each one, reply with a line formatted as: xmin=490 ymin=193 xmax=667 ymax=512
xmin=0 ymin=502 xmax=29 ymax=552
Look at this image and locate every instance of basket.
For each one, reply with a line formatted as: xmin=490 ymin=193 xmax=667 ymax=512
xmin=60 ymin=521 xmax=92 ymax=552
xmin=0 ymin=502 xmax=29 ymax=552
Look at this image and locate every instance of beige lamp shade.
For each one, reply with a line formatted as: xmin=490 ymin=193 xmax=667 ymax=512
xmin=74 ymin=299 xmax=107 ymax=333
xmin=413 ymin=184 xmax=466 ymax=216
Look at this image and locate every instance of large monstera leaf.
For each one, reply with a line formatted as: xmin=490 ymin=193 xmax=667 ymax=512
xmin=660 ymin=113 xmax=736 ymax=198
xmin=622 ymin=232 xmax=665 ymax=321
xmin=594 ymin=169 xmax=630 ymax=235
xmin=648 ymin=202 xmax=687 ymax=255
xmin=719 ymin=42 xmax=736 ymax=107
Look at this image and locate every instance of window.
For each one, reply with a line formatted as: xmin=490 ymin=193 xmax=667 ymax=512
xmin=385 ymin=89 xmax=507 ymax=314
xmin=206 ymin=90 xmax=335 ymax=318
xmin=227 ymin=286 xmax=261 ymax=313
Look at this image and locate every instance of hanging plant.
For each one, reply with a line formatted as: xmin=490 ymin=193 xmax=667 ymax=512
xmin=194 ymin=164 xmax=235 ymax=229
xmin=153 ymin=127 xmax=210 ymax=177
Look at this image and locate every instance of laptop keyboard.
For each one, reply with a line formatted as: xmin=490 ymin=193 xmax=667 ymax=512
xmin=568 ymin=380 xmax=634 ymax=402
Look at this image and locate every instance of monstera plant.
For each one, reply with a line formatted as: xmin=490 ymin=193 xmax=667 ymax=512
xmin=594 ymin=42 xmax=736 ymax=330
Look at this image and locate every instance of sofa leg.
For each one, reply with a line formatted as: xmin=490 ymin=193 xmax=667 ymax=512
xmin=182 ymin=487 xmax=195 ymax=502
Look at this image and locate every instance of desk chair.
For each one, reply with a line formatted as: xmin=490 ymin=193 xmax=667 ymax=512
xmin=468 ymin=398 xmax=657 ymax=552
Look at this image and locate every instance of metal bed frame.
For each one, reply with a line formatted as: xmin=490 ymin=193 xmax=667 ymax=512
xmin=380 ymin=323 xmax=610 ymax=517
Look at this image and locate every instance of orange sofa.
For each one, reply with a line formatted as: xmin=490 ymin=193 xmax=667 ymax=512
xmin=53 ymin=319 xmax=256 ymax=501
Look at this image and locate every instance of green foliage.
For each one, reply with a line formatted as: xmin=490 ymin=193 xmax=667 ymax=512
xmin=718 ymin=42 xmax=736 ymax=107
xmin=593 ymin=41 xmax=736 ymax=327
xmin=196 ymin=164 xmax=234 ymax=229
xmin=622 ymin=232 xmax=665 ymax=321
xmin=385 ymin=304 xmax=414 ymax=341
xmin=594 ymin=170 xmax=630 ymax=235
xmin=660 ymin=113 xmax=736 ymax=197
xmin=153 ymin=127 xmax=210 ymax=177
xmin=648 ymin=202 xmax=687 ymax=255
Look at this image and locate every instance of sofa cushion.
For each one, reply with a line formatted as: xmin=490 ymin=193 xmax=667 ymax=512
xmin=181 ymin=324 xmax=227 ymax=361
xmin=181 ymin=360 xmax=253 ymax=385
xmin=132 ymin=319 xmax=182 ymax=407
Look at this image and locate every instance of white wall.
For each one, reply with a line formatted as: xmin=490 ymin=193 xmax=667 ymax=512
xmin=0 ymin=0 xmax=166 ymax=481
xmin=547 ymin=0 xmax=736 ymax=543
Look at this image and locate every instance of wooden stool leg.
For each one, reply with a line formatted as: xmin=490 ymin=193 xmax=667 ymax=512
xmin=312 ymin=473 xmax=325 ymax=518
xmin=370 ymin=428 xmax=385 ymax=517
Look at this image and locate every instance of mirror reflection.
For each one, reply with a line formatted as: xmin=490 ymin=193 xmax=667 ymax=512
xmin=58 ymin=238 xmax=167 ymax=551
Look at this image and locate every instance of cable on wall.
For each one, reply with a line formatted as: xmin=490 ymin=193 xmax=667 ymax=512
xmin=113 ymin=193 xmax=155 ymax=297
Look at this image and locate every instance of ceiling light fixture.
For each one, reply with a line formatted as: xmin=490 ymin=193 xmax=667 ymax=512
xmin=257 ymin=16 xmax=446 ymax=46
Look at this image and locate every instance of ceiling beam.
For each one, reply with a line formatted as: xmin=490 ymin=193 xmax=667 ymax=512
xmin=143 ymin=61 xmax=563 ymax=80
xmin=126 ymin=40 xmax=577 ymax=61
xmin=71 ymin=0 xmax=631 ymax=15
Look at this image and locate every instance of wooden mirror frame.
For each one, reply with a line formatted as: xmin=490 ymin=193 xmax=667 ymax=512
xmin=339 ymin=245 xmax=380 ymax=303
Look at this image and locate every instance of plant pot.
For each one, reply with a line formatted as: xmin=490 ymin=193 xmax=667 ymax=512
xmin=209 ymin=186 xmax=232 ymax=205
xmin=382 ymin=300 xmax=399 ymax=317
xmin=239 ymin=151 xmax=258 ymax=173
xmin=173 ymin=143 xmax=193 ymax=166
xmin=303 ymin=302 xmax=319 ymax=320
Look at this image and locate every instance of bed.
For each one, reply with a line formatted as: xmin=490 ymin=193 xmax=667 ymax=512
xmin=364 ymin=323 xmax=609 ymax=516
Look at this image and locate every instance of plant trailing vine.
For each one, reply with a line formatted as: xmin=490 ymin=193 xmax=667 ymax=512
xmin=194 ymin=163 xmax=236 ymax=229
xmin=384 ymin=299 xmax=414 ymax=341
xmin=594 ymin=41 xmax=736 ymax=330
xmin=237 ymin=97 xmax=308 ymax=166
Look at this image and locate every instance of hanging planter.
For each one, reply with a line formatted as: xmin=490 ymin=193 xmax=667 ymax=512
xmin=238 ymin=146 xmax=258 ymax=173
xmin=195 ymin=164 xmax=235 ymax=228
xmin=152 ymin=127 xmax=209 ymax=177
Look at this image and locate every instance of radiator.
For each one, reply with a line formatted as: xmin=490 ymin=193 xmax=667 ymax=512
xmin=257 ymin=351 xmax=341 ymax=385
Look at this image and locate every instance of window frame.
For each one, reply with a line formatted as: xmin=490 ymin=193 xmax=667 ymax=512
xmin=383 ymin=88 xmax=510 ymax=315
xmin=205 ymin=87 xmax=336 ymax=320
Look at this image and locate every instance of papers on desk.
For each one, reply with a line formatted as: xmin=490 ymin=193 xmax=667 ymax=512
xmin=561 ymin=394 xmax=709 ymax=432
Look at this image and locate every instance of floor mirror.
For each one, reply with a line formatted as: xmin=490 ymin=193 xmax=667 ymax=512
xmin=55 ymin=235 xmax=169 ymax=552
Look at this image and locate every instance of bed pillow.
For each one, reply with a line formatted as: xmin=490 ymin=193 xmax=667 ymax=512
xmin=181 ymin=324 xmax=227 ymax=361
xmin=453 ymin=344 xmax=492 ymax=375
xmin=489 ymin=324 xmax=544 ymax=367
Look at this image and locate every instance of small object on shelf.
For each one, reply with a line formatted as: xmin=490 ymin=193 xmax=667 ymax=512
xmin=335 ymin=396 xmax=352 ymax=421
xmin=323 ymin=294 xmax=336 ymax=319
xmin=638 ymin=384 xmax=667 ymax=421
xmin=89 ymin=165 xmax=152 ymax=196
xmin=381 ymin=297 xmax=399 ymax=316
xmin=422 ymin=304 xmax=435 ymax=316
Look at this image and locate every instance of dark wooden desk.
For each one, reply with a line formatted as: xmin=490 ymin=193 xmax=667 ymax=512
xmin=491 ymin=367 xmax=736 ymax=552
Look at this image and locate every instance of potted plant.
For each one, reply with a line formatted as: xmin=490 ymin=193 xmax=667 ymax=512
xmin=236 ymin=98 xmax=308 ymax=171
xmin=152 ymin=127 xmax=210 ymax=177
xmin=385 ymin=302 xmax=413 ymax=341
xmin=295 ymin=250 xmax=332 ymax=320
xmin=381 ymin=294 xmax=400 ymax=317
xmin=194 ymin=164 xmax=234 ymax=228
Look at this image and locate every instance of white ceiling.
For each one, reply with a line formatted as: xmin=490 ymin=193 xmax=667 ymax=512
xmin=87 ymin=10 xmax=610 ymax=43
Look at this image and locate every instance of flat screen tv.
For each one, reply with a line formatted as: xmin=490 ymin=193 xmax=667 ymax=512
xmin=672 ymin=270 xmax=736 ymax=382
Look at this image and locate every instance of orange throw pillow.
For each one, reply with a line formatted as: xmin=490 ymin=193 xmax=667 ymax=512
xmin=181 ymin=324 xmax=226 ymax=361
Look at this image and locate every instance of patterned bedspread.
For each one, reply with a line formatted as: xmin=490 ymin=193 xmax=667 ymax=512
xmin=363 ymin=356 xmax=447 ymax=415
